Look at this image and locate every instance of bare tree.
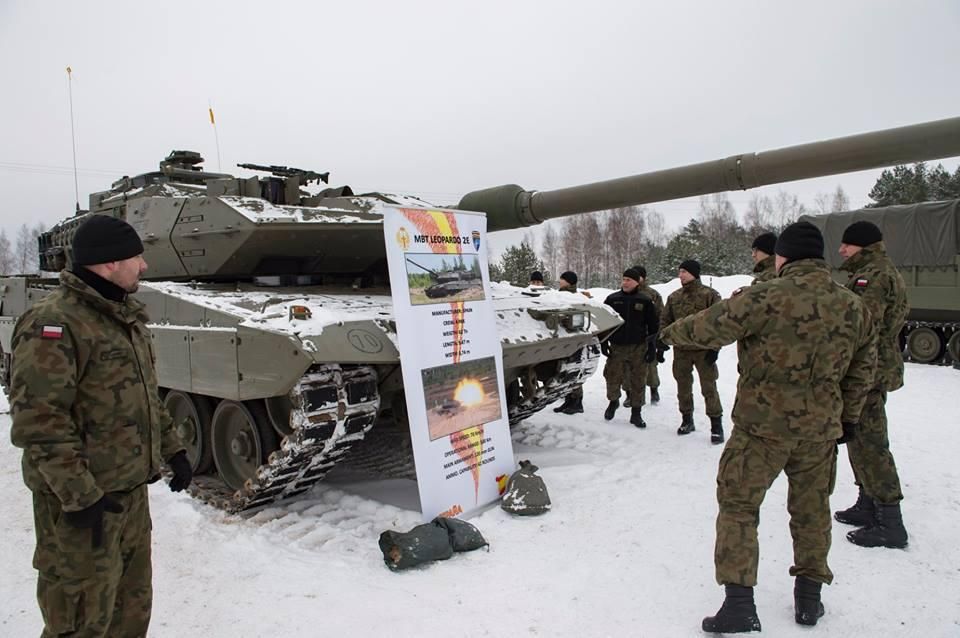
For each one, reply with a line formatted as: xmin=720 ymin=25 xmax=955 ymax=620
xmin=540 ymin=223 xmax=560 ymax=282
xmin=745 ymin=193 xmax=776 ymax=231
xmin=831 ymin=185 xmax=850 ymax=212
xmin=15 ymin=224 xmax=34 ymax=274
xmin=645 ymin=208 xmax=666 ymax=247
xmin=0 ymin=230 xmax=13 ymax=275
xmin=813 ymin=192 xmax=832 ymax=215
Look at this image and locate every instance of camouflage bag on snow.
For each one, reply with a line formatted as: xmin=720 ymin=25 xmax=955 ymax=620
xmin=379 ymin=517 xmax=488 ymax=571
xmin=500 ymin=460 xmax=551 ymax=516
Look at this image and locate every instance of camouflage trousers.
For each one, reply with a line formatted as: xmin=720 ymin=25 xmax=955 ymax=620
xmin=672 ymin=349 xmax=722 ymax=417
xmin=845 ymin=389 xmax=903 ymax=504
xmin=604 ymin=343 xmax=648 ymax=404
xmin=715 ymin=428 xmax=837 ymax=587
xmin=31 ymin=484 xmax=153 ymax=638
xmin=622 ymin=360 xmax=660 ymax=400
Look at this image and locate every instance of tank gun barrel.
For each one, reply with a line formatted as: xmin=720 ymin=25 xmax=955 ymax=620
xmin=459 ymin=116 xmax=960 ymax=231
xmin=405 ymin=257 xmax=438 ymax=276
xmin=238 ymin=162 xmax=330 ymax=185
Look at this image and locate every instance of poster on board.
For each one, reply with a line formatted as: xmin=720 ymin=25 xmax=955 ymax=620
xmin=383 ymin=206 xmax=515 ymax=520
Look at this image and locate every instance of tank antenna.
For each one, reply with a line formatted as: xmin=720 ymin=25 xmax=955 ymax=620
xmin=66 ymin=66 xmax=80 ymax=212
xmin=208 ymin=102 xmax=222 ymax=171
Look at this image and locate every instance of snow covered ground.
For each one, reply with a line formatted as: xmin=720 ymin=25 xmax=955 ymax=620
xmin=2 ymin=275 xmax=959 ymax=637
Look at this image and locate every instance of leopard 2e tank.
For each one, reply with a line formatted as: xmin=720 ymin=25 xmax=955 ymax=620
xmin=1 ymin=115 xmax=959 ymax=512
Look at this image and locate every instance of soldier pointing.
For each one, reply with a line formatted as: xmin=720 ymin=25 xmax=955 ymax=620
xmin=661 ymin=222 xmax=877 ymax=632
xmin=9 ymin=215 xmax=190 ymax=637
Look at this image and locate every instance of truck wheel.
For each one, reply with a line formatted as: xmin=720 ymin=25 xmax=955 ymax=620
xmin=947 ymin=330 xmax=960 ymax=364
xmin=906 ymin=327 xmax=944 ymax=364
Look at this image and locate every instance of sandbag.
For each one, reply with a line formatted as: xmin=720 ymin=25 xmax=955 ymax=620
xmin=501 ymin=459 xmax=551 ymax=516
xmin=432 ymin=516 xmax=489 ymax=552
xmin=378 ymin=523 xmax=454 ymax=571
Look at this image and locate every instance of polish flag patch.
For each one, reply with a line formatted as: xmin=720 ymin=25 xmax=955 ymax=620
xmin=41 ymin=325 xmax=64 ymax=339
xmin=854 ymin=278 xmax=869 ymax=288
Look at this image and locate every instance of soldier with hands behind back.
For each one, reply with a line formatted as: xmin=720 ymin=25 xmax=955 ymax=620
xmin=9 ymin=215 xmax=190 ymax=637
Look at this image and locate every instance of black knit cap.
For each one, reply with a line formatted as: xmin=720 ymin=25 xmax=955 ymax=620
xmin=678 ymin=259 xmax=701 ymax=278
xmin=529 ymin=271 xmax=544 ymax=282
xmin=775 ymin=221 xmax=824 ymax=261
xmin=623 ymin=267 xmax=642 ymax=283
xmin=751 ymin=232 xmax=777 ymax=256
xmin=72 ymin=215 xmax=144 ymax=266
xmin=559 ymin=270 xmax=578 ymax=286
xmin=841 ymin=221 xmax=883 ymax=247
xmin=630 ymin=265 xmax=647 ymax=279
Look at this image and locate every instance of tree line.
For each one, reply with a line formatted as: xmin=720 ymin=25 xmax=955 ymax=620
xmin=491 ymin=161 xmax=960 ymax=287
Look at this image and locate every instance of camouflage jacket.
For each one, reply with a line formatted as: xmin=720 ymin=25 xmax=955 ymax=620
xmin=661 ymin=279 xmax=722 ymax=351
xmin=841 ymin=241 xmax=908 ymax=392
xmin=752 ymin=255 xmax=777 ymax=284
xmin=9 ymin=271 xmax=183 ymax=511
xmin=639 ymin=283 xmax=664 ymax=318
xmin=660 ymin=259 xmax=877 ymax=441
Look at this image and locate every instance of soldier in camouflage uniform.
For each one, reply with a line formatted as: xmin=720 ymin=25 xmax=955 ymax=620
xmin=9 ymin=215 xmax=191 ymax=638
xmin=750 ymin=232 xmax=778 ymax=284
xmin=833 ymin=221 xmax=910 ymax=549
xmin=661 ymin=222 xmax=877 ymax=632
xmin=661 ymin=260 xmax=725 ymax=442
xmin=553 ymin=271 xmax=587 ymax=414
xmin=601 ymin=268 xmax=659 ymax=427
xmin=622 ymin=266 xmax=664 ymax=407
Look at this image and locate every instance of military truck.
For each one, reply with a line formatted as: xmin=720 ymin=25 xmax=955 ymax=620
xmin=1 ymin=115 xmax=959 ymax=512
xmin=801 ymin=199 xmax=960 ymax=365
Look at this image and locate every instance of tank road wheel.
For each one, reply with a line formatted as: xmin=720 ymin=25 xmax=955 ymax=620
xmin=906 ymin=327 xmax=944 ymax=364
xmin=947 ymin=330 xmax=960 ymax=364
xmin=211 ymin=400 xmax=278 ymax=492
xmin=264 ymin=395 xmax=294 ymax=437
xmin=164 ymin=391 xmax=214 ymax=474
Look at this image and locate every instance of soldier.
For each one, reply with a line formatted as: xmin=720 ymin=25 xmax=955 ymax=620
xmin=601 ymin=268 xmax=659 ymax=427
xmin=750 ymin=232 xmax=778 ymax=283
xmin=553 ymin=270 xmax=586 ymax=414
xmin=661 ymin=260 xmax=725 ymax=443
xmin=833 ymin=221 xmax=910 ymax=549
xmin=622 ymin=266 xmax=664 ymax=407
xmin=660 ymin=222 xmax=877 ymax=632
xmin=529 ymin=270 xmax=545 ymax=287
xmin=9 ymin=215 xmax=191 ymax=637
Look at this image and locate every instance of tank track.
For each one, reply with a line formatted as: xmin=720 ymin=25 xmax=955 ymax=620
xmin=341 ymin=338 xmax=602 ymax=480
xmin=187 ymin=365 xmax=380 ymax=513
xmin=903 ymin=320 xmax=960 ymax=365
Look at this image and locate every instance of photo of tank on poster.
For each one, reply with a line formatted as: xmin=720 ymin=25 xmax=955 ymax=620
xmin=421 ymin=356 xmax=503 ymax=440
xmin=404 ymin=253 xmax=485 ymax=306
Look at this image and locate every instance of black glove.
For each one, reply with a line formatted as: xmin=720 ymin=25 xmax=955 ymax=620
xmin=644 ymin=346 xmax=656 ymax=363
xmin=168 ymin=450 xmax=193 ymax=492
xmin=837 ymin=422 xmax=857 ymax=445
xmin=656 ymin=348 xmax=666 ymax=363
xmin=705 ymin=350 xmax=719 ymax=364
xmin=600 ymin=340 xmax=611 ymax=357
xmin=63 ymin=494 xmax=124 ymax=549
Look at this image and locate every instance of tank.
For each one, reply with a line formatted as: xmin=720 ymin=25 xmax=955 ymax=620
xmin=404 ymin=257 xmax=484 ymax=299
xmin=800 ymin=199 xmax=960 ymax=365
xmin=1 ymin=115 xmax=959 ymax=512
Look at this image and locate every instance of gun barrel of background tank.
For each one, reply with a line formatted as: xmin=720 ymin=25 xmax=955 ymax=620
xmin=459 ymin=116 xmax=960 ymax=231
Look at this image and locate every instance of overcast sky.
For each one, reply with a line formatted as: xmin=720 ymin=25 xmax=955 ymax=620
xmin=1 ymin=1 xmax=958 ymax=262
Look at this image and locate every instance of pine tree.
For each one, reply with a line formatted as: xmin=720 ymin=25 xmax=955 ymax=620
xmin=496 ymin=241 xmax=545 ymax=287
xmin=865 ymin=162 xmax=960 ymax=206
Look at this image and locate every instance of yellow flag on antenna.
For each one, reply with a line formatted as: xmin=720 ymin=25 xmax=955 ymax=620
xmin=209 ymin=107 xmax=216 ymax=125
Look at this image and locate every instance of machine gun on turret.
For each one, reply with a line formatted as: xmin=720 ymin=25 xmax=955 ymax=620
xmin=238 ymin=162 xmax=330 ymax=185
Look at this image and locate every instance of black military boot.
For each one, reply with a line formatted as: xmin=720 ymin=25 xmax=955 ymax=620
xmin=553 ymin=396 xmax=574 ymax=413
xmin=846 ymin=503 xmax=908 ymax=548
xmin=701 ymin=584 xmax=762 ymax=633
xmin=677 ymin=413 xmax=695 ymax=435
xmin=794 ymin=576 xmax=825 ymax=626
xmin=649 ymin=387 xmax=660 ymax=404
xmin=710 ymin=416 xmax=724 ymax=444
xmin=630 ymin=406 xmax=646 ymax=429
xmin=560 ymin=398 xmax=584 ymax=414
xmin=604 ymin=400 xmax=619 ymax=421
xmin=834 ymin=485 xmax=875 ymax=527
